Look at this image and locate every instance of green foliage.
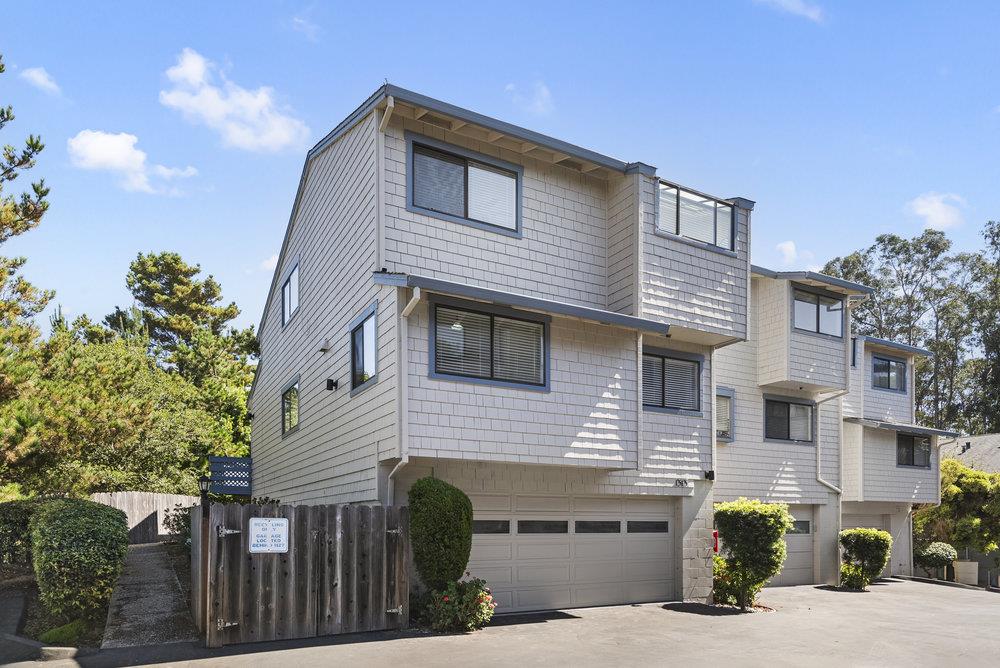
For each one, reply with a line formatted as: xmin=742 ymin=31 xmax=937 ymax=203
xmin=30 ymin=499 xmax=128 ymax=618
xmin=38 ymin=618 xmax=89 ymax=646
xmin=714 ymin=498 xmax=793 ymax=610
xmin=163 ymin=503 xmax=194 ymax=545
xmin=712 ymin=554 xmax=738 ymax=606
xmin=914 ymin=542 xmax=958 ymax=576
xmin=425 ymin=578 xmax=496 ymax=632
xmin=914 ymin=459 xmax=1000 ymax=555
xmin=409 ymin=477 xmax=473 ymax=591
xmin=0 ymin=498 xmax=43 ymax=566
xmin=839 ymin=528 xmax=892 ymax=591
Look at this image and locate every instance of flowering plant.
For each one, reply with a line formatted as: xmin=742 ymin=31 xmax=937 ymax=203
xmin=425 ymin=576 xmax=496 ymax=632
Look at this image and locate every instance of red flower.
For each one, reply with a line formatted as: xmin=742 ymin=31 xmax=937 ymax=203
xmin=442 ymin=595 xmax=449 ymax=602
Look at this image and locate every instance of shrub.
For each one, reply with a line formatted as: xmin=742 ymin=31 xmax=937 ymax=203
xmin=409 ymin=477 xmax=473 ymax=591
xmin=425 ymin=577 xmax=496 ymax=632
xmin=30 ymin=499 xmax=129 ymax=618
xmin=0 ymin=499 xmax=44 ymax=567
xmin=839 ymin=528 xmax=892 ymax=591
xmin=714 ymin=498 xmax=793 ymax=610
xmin=163 ymin=503 xmax=193 ymax=545
xmin=914 ymin=541 xmax=957 ymax=577
xmin=712 ymin=554 xmax=738 ymax=606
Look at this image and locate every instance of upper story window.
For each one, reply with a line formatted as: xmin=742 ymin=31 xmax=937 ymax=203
xmin=897 ymin=433 xmax=931 ymax=468
xmin=350 ymin=304 xmax=378 ymax=392
xmin=281 ymin=380 xmax=299 ymax=435
xmin=764 ymin=398 xmax=813 ymax=443
xmin=657 ymin=182 xmax=734 ymax=251
xmin=873 ymin=355 xmax=907 ymax=392
xmin=643 ymin=352 xmax=700 ymax=412
xmin=793 ymin=288 xmax=842 ymax=337
xmin=281 ymin=264 xmax=299 ymax=326
xmin=716 ymin=389 xmax=734 ymax=441
xmin=432 ymin=301 xmax=547 ymax=388
xmin=408 ymin=133 xmax=522 ymax=236
xmin=851 ymin=337 xmax=858 ymax=367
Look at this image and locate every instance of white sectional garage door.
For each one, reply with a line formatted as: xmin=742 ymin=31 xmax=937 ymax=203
xmin=769 ymin=505 xmax=814 ymax=587
xmin=467 ymin=493 xmax=677 ymax=613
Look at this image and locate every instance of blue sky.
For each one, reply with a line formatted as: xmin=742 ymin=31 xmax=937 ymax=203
xmin=3 ymin=1 xmax=999 ymax=332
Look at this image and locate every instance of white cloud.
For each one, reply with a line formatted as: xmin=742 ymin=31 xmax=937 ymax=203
xmin=290 ymin=15 xmax=321 ymax=42
xmin=20 ymin=66 xmax=60 ymax=95
xmin=753 ymin=0 xmax=824 ymax=23
xmin=776 ymin=240 xmax=816 ymax=267
xmin=67 ymin=130 xmax=196 ymax=194
xmin=906 ymin=192 xmax=966 ymax=230
xmin=159 ymin=48 xmax=310 ymax=152
xmin=260 ymin=254 xmax=279 ymax=271
xmin=504 ymin=81 xmax=554 ymax=116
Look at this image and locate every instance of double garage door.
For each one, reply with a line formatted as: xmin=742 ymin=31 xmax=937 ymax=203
xmin=466 ymin=493 xmax=677 ymax=613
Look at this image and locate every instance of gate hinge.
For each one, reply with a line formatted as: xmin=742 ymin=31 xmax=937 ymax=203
xmin=217 ymin=527 xmax=242 ymax=538
xmin=216 ymin=619 xmax=239 ymax=631
xmin=386 ymin=605 xmax=404 ymax=615
xmin=386 ymin=528 xmax=402 ymax=535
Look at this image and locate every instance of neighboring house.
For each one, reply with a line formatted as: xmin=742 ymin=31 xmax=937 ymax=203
xmin=248 ymin=85 xmax=754 ymax=613
xmin=940 ymin=434 xmax=1000 ymax=585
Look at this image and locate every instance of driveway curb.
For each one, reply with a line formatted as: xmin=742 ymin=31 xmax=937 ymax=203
xmin=0 ymin=631 xmax=96 ymax=661
xmin=896 ymin=575 xmax=987 ymax=591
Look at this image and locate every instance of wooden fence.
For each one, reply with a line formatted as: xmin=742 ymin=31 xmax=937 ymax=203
xmin=91 ymin=491 xmax=198 ymax=544
xmin=191 ymin=503 xmax=410 ymax=648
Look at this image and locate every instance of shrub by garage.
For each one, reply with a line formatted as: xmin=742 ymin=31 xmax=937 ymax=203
xmin=714 ymin=498 xmax=793 ymax=610
xmin=839 ymin=528 xmax=892 ymax=591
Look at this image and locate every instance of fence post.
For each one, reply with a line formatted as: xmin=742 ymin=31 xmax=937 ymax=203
xmin=201 ymin=499 xmax=212 ymax=647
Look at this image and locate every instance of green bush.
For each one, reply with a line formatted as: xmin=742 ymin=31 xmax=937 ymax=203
xmin=30 ymin=499 xmax=129 ymax=618
xmin=409 ymin=477 xmax=473 ymax=590
xmin=712 ymin=554 xmax=738 ymax=606
xmin=839 ymin=528 xmax=892 ymax=591
xmin=714 ymin=498 xmax=793 ymax=610
xmin=163 ymin=503 xmax=193 ymax=545
xmin=914 ymin=541 xmax=957 ymax=577
xmin=0 ymin=499 xmax=44 ymax=567
xmin=425 ymin=578 xmax=496 ymax=632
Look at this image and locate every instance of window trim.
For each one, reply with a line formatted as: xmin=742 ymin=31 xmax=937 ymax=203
xmin=641 ymin=346 xmax=704 ymax=416
xmin=655 ymin=179 xmax=736 ymax=253
xmin=872 ymin=353 xmax=908 ymax=394
xmin=428 ymin=295 xmax=551 ymax=392
xmin=348 ymin=301 xmax=379 ymax=397
xmin=716 ymin=386 xmax=735 ymax=443
xmin=405 ymin=131 xmax=524 ymax=239
xmin=896 ymin=432 xmax=932 ymax=469
xmin=788 ymin=520 xmax=812 ymax=535
xmin=762 ymin=394 xmax=816 ymax=444
xmin=280 ymin=258 xmax=300 ymax=328
xmin=791 ymin=283 xmax=845 ymax=339
xmin=280 ymin=375 xmax=301 ymax=437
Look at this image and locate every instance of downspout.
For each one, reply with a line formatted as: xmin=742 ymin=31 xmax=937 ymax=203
xmin=386 ymin=287 xmax=421 ymax=506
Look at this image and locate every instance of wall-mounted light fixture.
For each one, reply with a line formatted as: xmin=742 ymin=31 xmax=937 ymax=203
xmin=326 ymin=379 xmax=339 ymax=391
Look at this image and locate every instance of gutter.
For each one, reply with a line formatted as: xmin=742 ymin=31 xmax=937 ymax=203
xmin=387 ymin=287 xmax=423 ymax=506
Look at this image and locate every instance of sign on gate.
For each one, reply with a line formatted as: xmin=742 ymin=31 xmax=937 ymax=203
xmin=248 ymin=517 xmax=288 ymax=553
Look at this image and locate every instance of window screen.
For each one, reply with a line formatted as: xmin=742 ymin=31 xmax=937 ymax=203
xmin=434 ymin=304 xmax=545 ymax=386
xmin=282 ymin=265 xmax=299 ymax=325
xmin=282 ymin=383 xmax=299 ymax=434
xmin=351 ymin=312 xmax=377 ymax=389
xmin=717 ymin=394 xmax=733 ymax=439
xmin=765 ymin=399 xmax=813 ymax=442
xmin=642 ymin=353 xmax=699 ymax=411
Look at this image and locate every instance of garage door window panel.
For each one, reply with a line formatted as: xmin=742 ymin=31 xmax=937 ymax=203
xmin=517 ymin=520 xmax=569 ymax=534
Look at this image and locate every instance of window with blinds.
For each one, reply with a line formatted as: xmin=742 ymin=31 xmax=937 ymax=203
xmin=642 ymin=353 xmax=700 ymax=411
xmin=716 ymin=394 xmax=733 ymax=439
xmin=657 ymin=181 xmax=734 ymax=250
xmin=412 ymin=143 xmax=518 ymax=231
xmin=434 ymin=304 xmax=545 ymax=387
xmin=764 ymin=399 xmax=813 ymax=442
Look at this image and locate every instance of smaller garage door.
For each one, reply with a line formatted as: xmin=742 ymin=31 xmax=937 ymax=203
xmin=769 ymin=506 xmax=814 ymax=587
xmin=843 ymin=514 xmax=889 ymax=577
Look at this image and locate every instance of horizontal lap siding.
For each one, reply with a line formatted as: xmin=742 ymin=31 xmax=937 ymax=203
xmin=251 ymin=114 xmax=396 ymax=504
xmin=383 ymin=117 xmax=610 ymax=309
xmin=862 ymin=348 xmax=913 ymax=423
xmin=862 ymin=427 xmax=938 ymax=503
xmin=789 ymin=330 xmax=846 ymax=390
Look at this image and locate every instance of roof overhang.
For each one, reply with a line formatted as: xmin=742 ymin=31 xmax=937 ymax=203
xmin=374 ymin=272 xmax=670 ymax=336
xmin=751 ymin=265 xmax=874 ymax=297
xmin=859 ymin=335 xmax=932 ymax=358
xmin=845 ymin=417 xmax=960 ymax=438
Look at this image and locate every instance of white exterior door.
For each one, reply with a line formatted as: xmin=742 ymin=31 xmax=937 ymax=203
xmin=467 ymin=493 xmax=677 ymax=613
xmin=769 ymin=505 xmax=815 ymax=587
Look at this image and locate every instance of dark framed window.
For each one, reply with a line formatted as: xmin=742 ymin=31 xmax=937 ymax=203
xmin=793 ymin=288 xmax=843 ymax=337
xmin=873 ymin=356 xmax=907 ymax=392
xmin=433 ymin=302 xmax=546 ymax=388
xmin=351 ymin=309 xmax=377 ymax=391
xmin=657 ymin=182 xmax=734 ymax=251
xmin=575 ymin=521 xmax=621 ymax=534
xmin=788 ymin=520 xmax=811 ymax=535
xmin=281 ymin=264 xmax=299 ymax=325
xmin=627 ymin=521 xmax=669 ymax=533
xmin=517 ymin=520 xmax=568 ymax=534
xmin=642 ymin=353 xmax=700 ymax=411
xmin=716 ymin=391 xmax=734 ymax=440
xmin=472 ymin=520 xmax=510 ymax=535
xmin=281 ymin=381 xmax=299 ymax=434
xmin=897 ymin=433 xmax=931 ymax=468
xmin=411 ymin=141 xmax=519 ymax=233
xmin=851 ymin=337 xmax=858 ymax=367
xmin=764 ymin=399 xmax=813 ymax=442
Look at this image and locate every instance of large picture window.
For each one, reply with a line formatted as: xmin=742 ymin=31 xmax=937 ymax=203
xmin=657 ymin=182 xmax=734 ymax=251
xmin=897 ymin=433 xmax=931 ymax=468
xmin=433 ymin=303 xmax=546 ymax=388
xmin=764 ymin=399 xmax=813 ymax=442
xmin=642 ymin=353 xmax=700 ymax=412
xmin=793 ymin=288 xmax=843 ymax=337
xmin=873 ymin=356 xmax=907 ymax=392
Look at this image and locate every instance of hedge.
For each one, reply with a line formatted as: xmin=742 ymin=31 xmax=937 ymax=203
xmin=0 ymin=499 xmax=44 ymax=567
xmin=409 ymin=477 xmax=473 ymax=591
xmin=839 ymin=528 xmax=892 ymax=591
xmin=915 ymin=541 xmax=958 ymax=576
xmin=714 ymin=498 xmax=793 ymax=610
xmin=30 ymin=499 xmax=129 ymax=618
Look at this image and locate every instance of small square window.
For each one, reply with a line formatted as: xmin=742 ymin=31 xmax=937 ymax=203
xmin=282 ymin=382 xmax=299 ymax=434
xmin=351 ymin=309 xmax=377 ymax=390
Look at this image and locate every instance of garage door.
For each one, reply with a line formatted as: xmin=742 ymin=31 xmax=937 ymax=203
xmin=843 ymin=514 xmax=889 ymax=577
xmin=769 ymin=505 xmax=814 ymax=587
xmin=467 ymin=494 xmax=676 ymax=613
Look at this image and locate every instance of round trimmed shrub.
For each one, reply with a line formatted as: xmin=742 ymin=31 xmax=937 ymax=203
xmin=409 ymin=477 xmax=473 ymax=591
xmin=425 ymin=577 xmax=496 ymax=632
xmin=0 ymin=499 xmax=44 ymax=567
xmin=30 ymin=499 xmax=129 ymax=618
xmin=839 ymin=528 xmax=892 ymax=590
xmin=914 ymin=541 xmax=957 ymax=577
xmin=714 ymin=498 xmax=793 ymax=610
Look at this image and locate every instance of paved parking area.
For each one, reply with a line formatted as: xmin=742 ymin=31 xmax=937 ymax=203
xmin=7 ymin=579 xmax=999 ymax=667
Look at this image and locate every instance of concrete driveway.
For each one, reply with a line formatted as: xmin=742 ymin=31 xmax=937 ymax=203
xmin=8 ymin=579 xmax=999 ymax=667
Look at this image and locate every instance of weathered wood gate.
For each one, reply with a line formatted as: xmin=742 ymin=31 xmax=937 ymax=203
xmin=191 ymin=503 xmax=409 ymax=648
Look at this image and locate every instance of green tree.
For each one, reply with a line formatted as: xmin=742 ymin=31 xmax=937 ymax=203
xmin=969 ymin=221 xmax=1000 ymax=433
xmin=914 ymin=459 xmax=1000 ymax=557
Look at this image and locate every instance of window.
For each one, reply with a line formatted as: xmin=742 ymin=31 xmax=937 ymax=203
xmin=642 ymin=353 xmax=700 ymax=411
xmin=281 ymin=265 xmax=299 ymax=325
xmin=716 ymin=391 xmax=734 ymax=440
xmin=411 ymin=142 xmax=519 ymax=232
xmin=657 ymin=182 xmax=734 ymax=250
xmin=764 ymin=399 xmax=813 ymax=442
xmin=627 ymin=521 xmax=669 ymax=533
xmin=897 ymin=433 xmax=931 ymax=468
xmin=472 ymin=520 xmax=510 ymax=534
xmin=873 ymin=356 xmax=907 ymax=392
xmin=517 ymin=520 xmax=568 ymax=534
xmin=788 ymin=520 xmax=811 ymax=535
xmin=281 ymin=382 xmax=299 ymax=434
xmin=351 ymin=309 xmax=377 ymax=390
xmin=433 ymin=303 xmax=546 ymax=387
xmin=851 ymin=337 xmax=858 ymax=367
xmin=793 ymin=289 xmax=843 ymax=337
xmin=575 ymin=521 xmax=621 ymax=534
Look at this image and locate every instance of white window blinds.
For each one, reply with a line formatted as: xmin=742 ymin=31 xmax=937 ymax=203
xmin=643 ymin=354 xmax=699 ymax=411
xmin=434 ymin=305 xmax=545 ymax=386
xmin=468 ymin=162 xmax=517 ymax=230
